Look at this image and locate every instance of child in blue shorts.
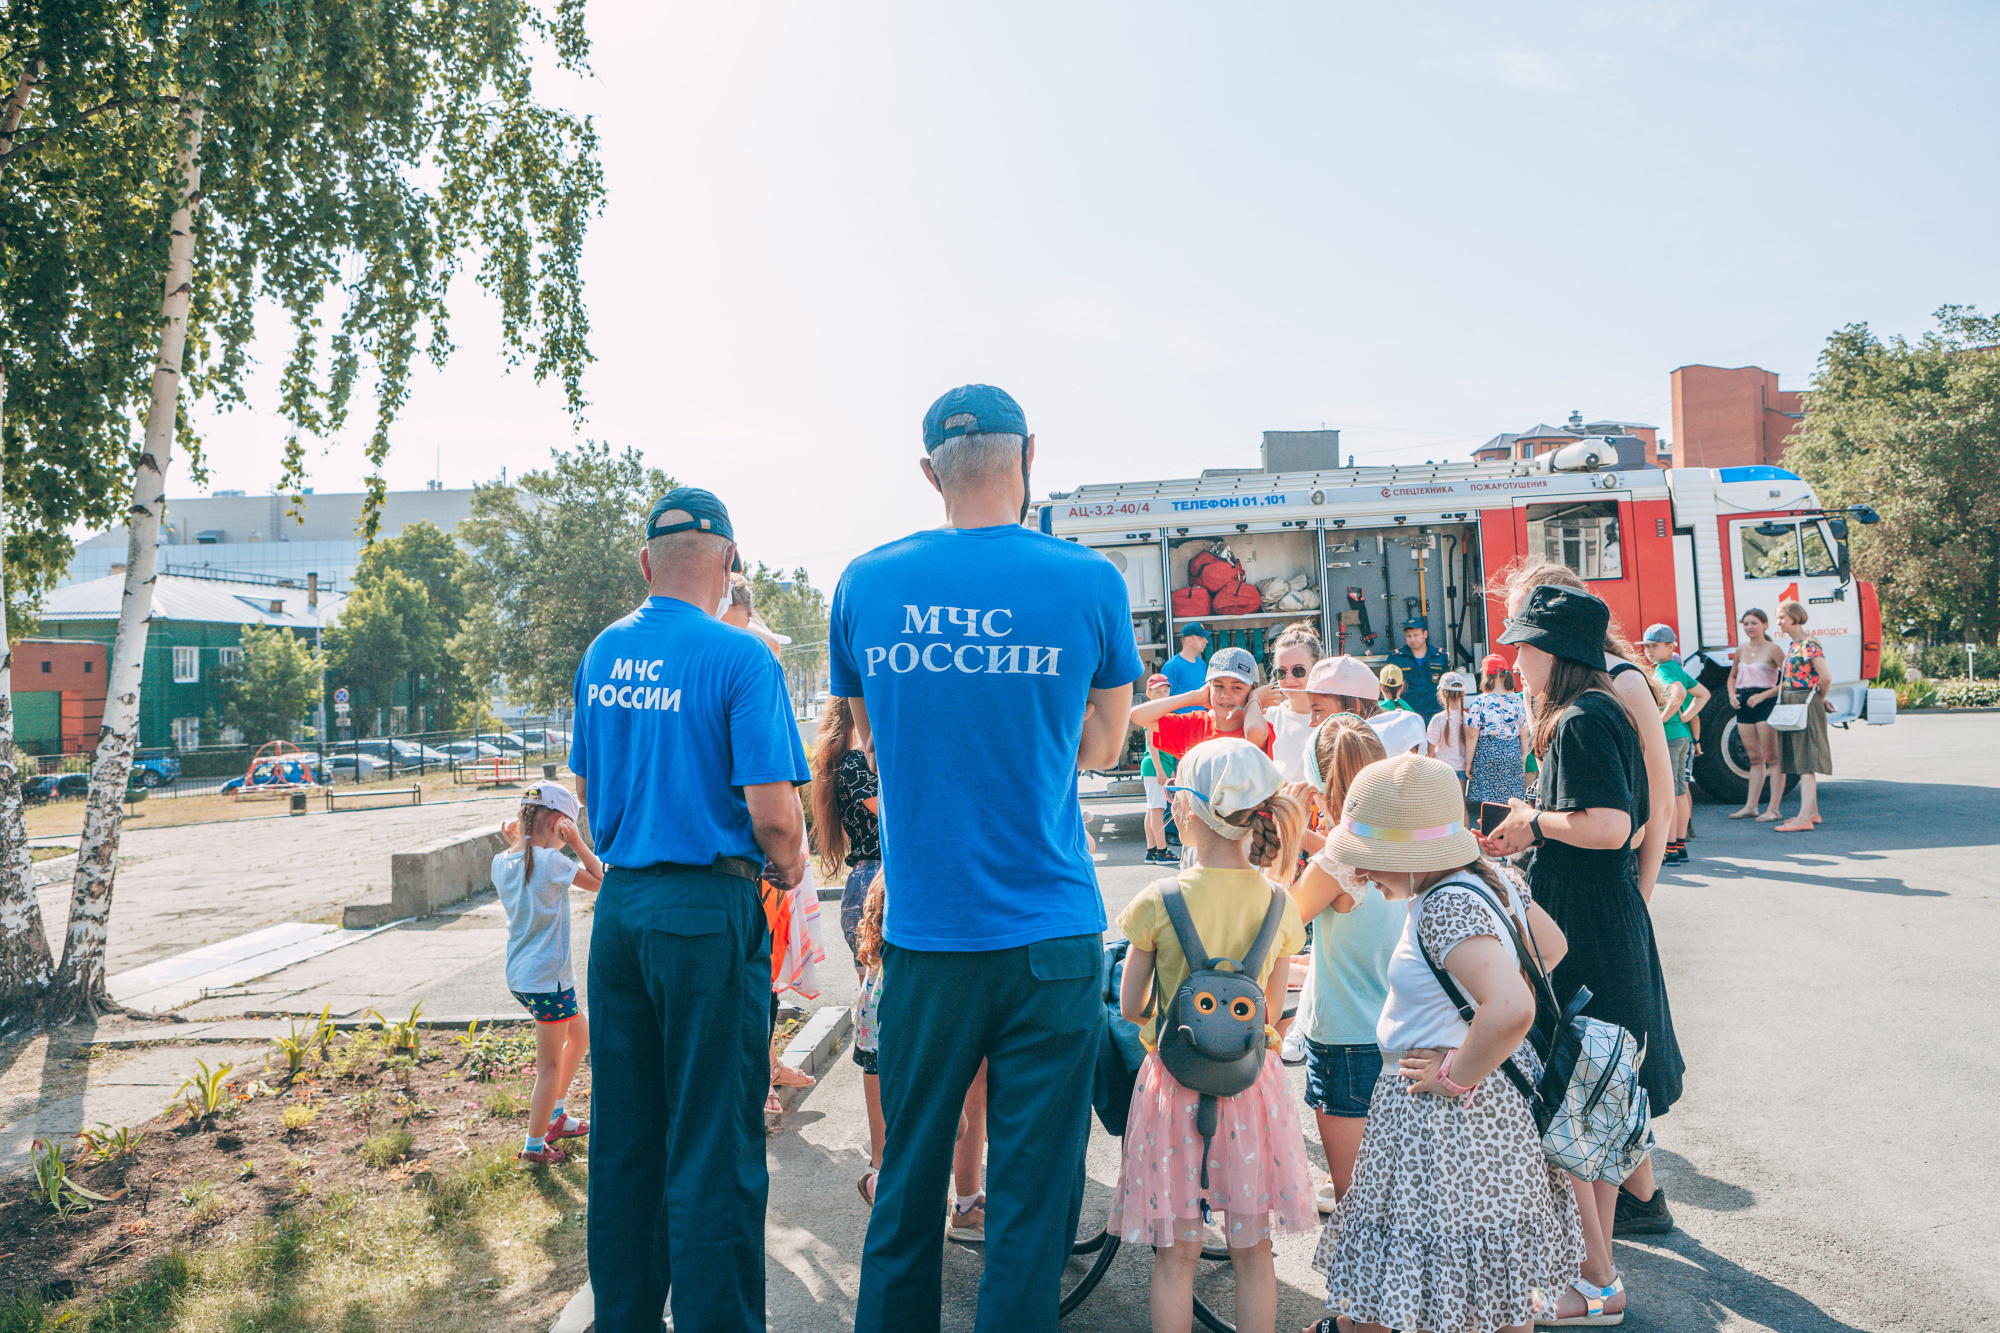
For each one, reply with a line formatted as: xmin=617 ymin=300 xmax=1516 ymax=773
xmin=495 ymin=780 xmax=603 ymax=1165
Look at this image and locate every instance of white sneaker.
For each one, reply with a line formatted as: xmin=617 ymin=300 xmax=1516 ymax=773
xmin=1280 ymin=1024 xmax=1309 ymax=1066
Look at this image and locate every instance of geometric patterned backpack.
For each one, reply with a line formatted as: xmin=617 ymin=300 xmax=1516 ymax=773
xmin=1417 ymin=875 xmax=1650 ymax=1182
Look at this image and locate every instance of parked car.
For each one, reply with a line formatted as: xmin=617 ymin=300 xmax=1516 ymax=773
xmin=436 ymin=740 xmax=503 ymax=761
xmin=132 ymin=748 xmax=181 ymax=787
xmin=513 ymin=729 xmax=570 ymax=749
xmin=24 ymin=773 xmax=90 ymax=803
xmin=328 ymin=754 xmax=386 ymax=781
xmin=220 ymin=757 xmax=325 ymax=792
xmin=349 ymin=738 xmax=449 ymax=767
xmin=475 ymin=732 xmax=529 ymax=753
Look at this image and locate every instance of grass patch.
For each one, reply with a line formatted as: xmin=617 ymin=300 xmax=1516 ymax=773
xmin=28 ymin=846 xmax=74 ymax=863
xmin=281 ymin=1103 xmax=319 ymax=1133
xmin=3 ymin=1148 xmax=585 ymax=1333
xmin=360 ymin=1127 xmax=415 ymax=1169
xmin=480 ymin=1086 xmax=527 ymax=1119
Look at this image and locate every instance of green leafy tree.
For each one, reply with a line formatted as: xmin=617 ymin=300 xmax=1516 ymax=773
xmin=0 ymin=0 xmax=602 ymax=1023
xmin=351 ymin=520 xmax=476 ymax=729
xmin=217 ymin=624 xmax=323 ymax=746
xmin=747 ymin=563 xmax=830 ymax=713
xmin=456 ymin=441 xmax=671 ymax=712
xmin=1786 ymin=306 xmax=2000 ymax=645
xmin=323 ymin=570 xmax=443 ymax=730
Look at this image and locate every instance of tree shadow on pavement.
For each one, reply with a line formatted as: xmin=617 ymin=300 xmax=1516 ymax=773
xmin=1673 ymin=858 xmax=1946 ymax=897
xmin=1616 ymin=1229 xmax=1872 ymax=1333
xmin=1698 ymin=779 xmax=2000 ymax=855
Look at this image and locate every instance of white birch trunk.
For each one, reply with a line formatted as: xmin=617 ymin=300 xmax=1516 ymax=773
xmin=0 ymin=361 xmax=57 ymax=1025
xmin=54 ymin=104 xmax=204 ymax=1012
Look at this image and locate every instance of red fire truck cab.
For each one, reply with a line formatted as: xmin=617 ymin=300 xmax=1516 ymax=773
xmin=1042 ymin=441 xmax=1890 ymax=804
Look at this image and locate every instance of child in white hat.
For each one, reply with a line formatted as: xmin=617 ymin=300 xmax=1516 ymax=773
xmin=495 ymin=780 xmax=604 ymax=1165
xmin=1425 ymin=670 xmax=1475 ymax=785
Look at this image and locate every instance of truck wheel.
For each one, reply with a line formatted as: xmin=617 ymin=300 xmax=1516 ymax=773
xmin=1690 ymin=689 xmax=1749 ymax=806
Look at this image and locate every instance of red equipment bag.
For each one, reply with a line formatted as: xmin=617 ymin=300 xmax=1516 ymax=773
xmin=1210 ymin=578 xmax=1262 ymax=615
xmin=1190 ymin=549 xmax=1243 ymax=593
xmin=1171 ymin=584 xmax=1212 ymax=617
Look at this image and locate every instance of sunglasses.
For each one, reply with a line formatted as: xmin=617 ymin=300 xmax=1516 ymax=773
xmin=1272 ymin=663 xmax=1310 ymax=680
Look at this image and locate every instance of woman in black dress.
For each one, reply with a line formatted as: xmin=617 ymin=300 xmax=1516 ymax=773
xmin=1481 ymin=584 xmax=1685 ymax=1326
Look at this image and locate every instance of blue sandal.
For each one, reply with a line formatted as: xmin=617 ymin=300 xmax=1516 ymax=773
xmin=1537 ymin=1273 xmax=1625 ymax=1326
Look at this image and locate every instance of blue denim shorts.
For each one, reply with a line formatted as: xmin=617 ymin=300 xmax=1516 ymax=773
xmin=1304 ymin=1038 xmax=1380 ymax=1117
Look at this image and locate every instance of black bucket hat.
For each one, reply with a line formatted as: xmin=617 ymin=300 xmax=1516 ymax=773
xmin=1498 ymin=584 xmax=1609 ymax=668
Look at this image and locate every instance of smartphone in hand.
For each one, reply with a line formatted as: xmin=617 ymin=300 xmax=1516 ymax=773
xmin=1479 ymin=802 xmax=1512 ymax=837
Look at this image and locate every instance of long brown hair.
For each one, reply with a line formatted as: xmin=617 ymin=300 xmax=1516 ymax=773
xmin=809 ymin=699 xmax=859 ymax=879
xmin=1528 ymin=654 xmax=1617 ymax=759
xmin=511 ymin=800 xmax=546 ymax=885
xmin=1438 ymin=686 xmax=1467 ymax=754
xmin=1314 ymin=715 xmax=1387 ymax=821
xmin=1491 ymin=558 xmax=1663 ymax=705
xmin=854 ymin=872 xmax=887 ymax=970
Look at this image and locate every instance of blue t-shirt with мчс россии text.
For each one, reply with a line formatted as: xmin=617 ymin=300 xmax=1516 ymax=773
xmin=829 ymin=524 xmax=1142 ymax=952
xmin=569 ymin=596 xmax=808 ymax=871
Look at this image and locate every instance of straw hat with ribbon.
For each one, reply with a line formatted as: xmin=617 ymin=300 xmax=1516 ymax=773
xmin=1324 ymin=752 xmax=1481 ymax=873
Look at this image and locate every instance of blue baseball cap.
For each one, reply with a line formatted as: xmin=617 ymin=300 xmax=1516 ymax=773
xmin=1179 ymin=622 xmax=1211 ymax=640
xmin=647 ymin=487 xmax=742 ymax=571
xmin=921 ymin=384 xmax=1029 ymax=452
xmin=1642 ymin=623 xmax=1678 ymax=644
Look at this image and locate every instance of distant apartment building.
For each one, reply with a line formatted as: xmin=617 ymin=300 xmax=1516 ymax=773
xmin=1668 ymin=365 xmax=1804 ymax=469
xmin=1472 ymin=411 xmax=1666 ymax=465
xmin=61 ymin=485 xmax=479 ymax=592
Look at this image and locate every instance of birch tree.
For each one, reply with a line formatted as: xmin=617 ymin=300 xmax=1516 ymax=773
xmin=0 ymin=0 xmax=603 ymax=1023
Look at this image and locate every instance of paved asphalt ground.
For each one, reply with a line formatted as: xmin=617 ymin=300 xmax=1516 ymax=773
xmin=775 ymin=712 xmax=2000 ymax=1333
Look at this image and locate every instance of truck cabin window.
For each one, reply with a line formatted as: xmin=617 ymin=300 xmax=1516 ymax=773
xmin=1526 ymin=501 xmax=1622 ymax=580
xmin=1741 ymin=521 xmax=1801 ymax=579
xmin=1800 ymin=522 xmax=1840 ymax=578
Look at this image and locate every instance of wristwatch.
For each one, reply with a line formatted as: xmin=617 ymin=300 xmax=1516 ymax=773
xmin=1529 ymin=812 xmax=1546 ymax=846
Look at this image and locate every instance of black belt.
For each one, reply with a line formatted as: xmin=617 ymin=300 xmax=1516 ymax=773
xmin=712 ymin=856 xmax=763 ymax=882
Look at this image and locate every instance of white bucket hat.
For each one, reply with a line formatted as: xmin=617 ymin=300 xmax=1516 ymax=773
xmin=1167 ymin=737 xmax=1283 ymax=842
xmin=1324 ymin=752 xmax=1480 ymax=872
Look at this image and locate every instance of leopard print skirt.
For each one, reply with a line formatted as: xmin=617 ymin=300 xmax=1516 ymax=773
xmin=1312 ymin=1061 xmax=1584 ymax=1333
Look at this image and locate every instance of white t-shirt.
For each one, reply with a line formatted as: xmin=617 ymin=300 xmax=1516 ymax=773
xmin=1426 ymin=708 xmax=1471 ymax=771
xmin=495 ymin=846 xmax=580 ymax=993
xmin=1377 ymin=874 xmax=1528 ymax=1054
xmin=1265 ymin=704 xmax=1319 ymax=784
xmin=1368 ymin=708 xmax=1429 ymax=758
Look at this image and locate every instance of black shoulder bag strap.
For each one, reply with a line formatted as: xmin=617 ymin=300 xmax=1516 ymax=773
xmin=1155 ymin=878 xmax=1286 ymax=1194
xmin=1413 ymin=876 xmax=1557 ymax=1112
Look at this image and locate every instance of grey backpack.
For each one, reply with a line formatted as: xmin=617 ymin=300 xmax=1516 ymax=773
xmin=1150 ymin=879 xmax=1287 ymax=1190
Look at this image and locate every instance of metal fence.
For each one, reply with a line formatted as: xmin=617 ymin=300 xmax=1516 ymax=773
xmin=20 ymin=719 xmax=574 ymax=806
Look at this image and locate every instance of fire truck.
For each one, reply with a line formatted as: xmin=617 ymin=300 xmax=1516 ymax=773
xmin=1039 ymin=436 xmax=1892 ymax=804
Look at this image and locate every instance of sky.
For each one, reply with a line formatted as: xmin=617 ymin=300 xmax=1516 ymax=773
xmin=174 ymin=0 xmax=2000 ymax=594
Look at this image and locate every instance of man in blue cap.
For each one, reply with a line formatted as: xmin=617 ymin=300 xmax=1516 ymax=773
xmin=832 ymin=385 xmax=1141 ymax=1333
xmin=569 ymin=486 xmax=810 ymax=1333
xmin=1161 ymin=621 xmax=1211 ymax=711
xmin=1386 ymin=615 xmax=1452 ymax=721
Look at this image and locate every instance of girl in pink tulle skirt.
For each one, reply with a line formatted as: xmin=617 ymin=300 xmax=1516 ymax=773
xmin=1111 ymin=738 xmax=1321 ymax=1333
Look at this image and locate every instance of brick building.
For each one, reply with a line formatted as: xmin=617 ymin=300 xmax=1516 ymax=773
xmin=1668 ymin=365 xmax=1804 ymax=469
xmin=10 ymin=638 xmax=108 ymax=754
xmin=1473 ymin=411 xmax=1665 ymax=464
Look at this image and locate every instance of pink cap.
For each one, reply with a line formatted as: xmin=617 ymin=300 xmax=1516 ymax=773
xmin=1145 ymin=673 xmax=1171 ymax=689
xmin=1306 ymin=655 xmax=1381 ymax=699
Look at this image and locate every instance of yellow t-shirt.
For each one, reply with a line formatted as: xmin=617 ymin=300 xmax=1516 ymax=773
xmin=1116 ymin=867 xmax=1307 ymax=1050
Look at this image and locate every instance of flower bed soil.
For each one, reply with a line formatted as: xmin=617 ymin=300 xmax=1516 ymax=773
xmin=0 ymin=1023 xmax=584 ymax=1311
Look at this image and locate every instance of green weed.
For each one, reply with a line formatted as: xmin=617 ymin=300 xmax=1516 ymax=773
xmin=481 ymin=1085 xmax=527 ymax=1118
xmin=175 ymin=1058 xmax=235 ymax=1120
xmin=76 ymin=1121 xmax=145 ymax=1164
xmin=30 ymin=1135 xmax=113 ymax=1216
xmin=369 ymin=1004 xmax=425 ymax=1055
xmin=280 ymin=1103 xmax=319 ymax=1133
xmin=359 ymin=1127 xmax=414 ymax=1169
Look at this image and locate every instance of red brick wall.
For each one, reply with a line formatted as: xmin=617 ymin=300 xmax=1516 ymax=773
xmin=17 ymin=639 xmax=107 ymax=750
xmin=1670 ymin=365 xmax=1805 ymax=469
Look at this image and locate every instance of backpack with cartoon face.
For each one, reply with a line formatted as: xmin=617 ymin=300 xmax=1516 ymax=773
xmin=1149 ymin=879 xmax=1286 ymax=1189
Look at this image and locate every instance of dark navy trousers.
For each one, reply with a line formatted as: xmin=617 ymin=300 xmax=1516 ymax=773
xmin=856 ymin=934 xmax=1103 ymax=1333
xmin=587 ymin=865 xmax=770 ymax=1333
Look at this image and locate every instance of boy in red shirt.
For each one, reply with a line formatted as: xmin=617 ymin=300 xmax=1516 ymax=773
xmin=1131 ymin=645 xmax=1274 ymax=761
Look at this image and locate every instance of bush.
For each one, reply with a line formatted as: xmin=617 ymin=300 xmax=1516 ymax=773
xmin=1873 ymin=643 xmax=1909 ymax=687
xmin=1933 ymin=679 xmax=2000 ymax=708
xmin=1896 ymin=679 xmax=1937 ymax=710
xmin=279 ymin=1103 xmax=317 ymax=1132
xmin=1915 ymin=644 xmax=2000 ymax=680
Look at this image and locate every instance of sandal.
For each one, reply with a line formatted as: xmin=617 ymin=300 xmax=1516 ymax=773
xmin=771 ymin=1062 xmax=816 ymax=1089
xmin=765 ymin=1089 xmax=784 ymax=1116
xmin=1754 ymin=811 xmax=1781 ymax=823
xmin=1537 ymin=1274 xmax=1625 ymax=1326
xmin=857 ymin=1168 xmax=877 ymax=1207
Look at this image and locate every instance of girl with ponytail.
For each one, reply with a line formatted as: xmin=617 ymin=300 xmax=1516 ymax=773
xmin=1110 ymin=739 xmax=1318 ymax=1333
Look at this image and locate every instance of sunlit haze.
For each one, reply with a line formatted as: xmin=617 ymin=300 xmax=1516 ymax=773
xmin=177 ymin=1 xmax=1998 ymax=592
